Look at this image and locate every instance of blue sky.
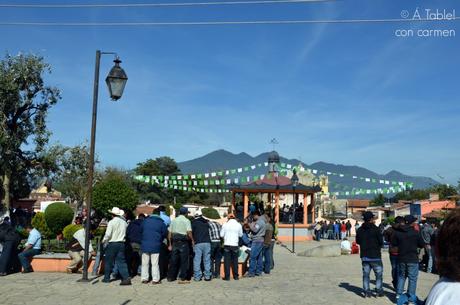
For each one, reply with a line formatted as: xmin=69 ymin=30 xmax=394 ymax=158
xmin=1 ymin=0 xmax=459 ymax=184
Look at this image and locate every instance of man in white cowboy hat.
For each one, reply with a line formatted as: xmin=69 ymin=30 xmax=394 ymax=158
xmin=102 ymin=207 xmax=131 ymax=285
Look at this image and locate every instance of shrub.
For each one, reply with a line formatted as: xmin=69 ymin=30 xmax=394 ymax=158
xmin=44 ymin=202 xmax=74 ymax=235
xmin=31 ymin=212 xmax=53 ymax=239
xmin=92 ymin=176 xmax=139 ymax=218
xmin=62 ymin=224 xmax=83 ymax=241
xmin=202 ymin=207 xmax=220 ymax=219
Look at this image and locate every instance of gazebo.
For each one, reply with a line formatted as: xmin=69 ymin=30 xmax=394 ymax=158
xmin=228 ymin=151 xmax=322 ymax=241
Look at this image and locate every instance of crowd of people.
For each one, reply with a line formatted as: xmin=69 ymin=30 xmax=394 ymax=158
xmin=356 ymin=209 xmax=460 ymax=304
xmin=313 ymin=219 xmax=353 ymax=241
xmin=0 ymin=205 xmax=276 ymax=286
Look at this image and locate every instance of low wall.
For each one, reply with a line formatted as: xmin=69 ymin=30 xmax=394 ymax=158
xmin=31 ymin=253 xmax=97 ymax=273
xmin=277 ymin=227 xmax=314 ymax=242
xmin=30 ymin=253 xmax=247 ymax=277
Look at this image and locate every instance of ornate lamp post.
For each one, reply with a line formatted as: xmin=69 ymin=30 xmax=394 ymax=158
xmin=81 ymin=50 xmax=128 ymax=282
xmin=291 ymin=168 xmax=299 ymax=253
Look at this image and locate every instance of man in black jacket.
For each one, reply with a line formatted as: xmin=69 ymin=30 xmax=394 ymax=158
xmin=392 ymin=215 xmax=425 ymax=304
xmin=356 ymin=211 xmax=384 ymax=298
xmin=0 ymin=221 xmax=20 ymax=276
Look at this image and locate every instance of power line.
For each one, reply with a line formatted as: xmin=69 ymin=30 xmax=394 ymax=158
xmin=0 ymin=0 xmax=337 ymax=9
xmin=0 ymin=17 xmax=458 ymax=26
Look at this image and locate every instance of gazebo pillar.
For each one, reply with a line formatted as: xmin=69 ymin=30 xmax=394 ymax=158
xmin=231 ymin=192 xmax=236 ymax=214
xmin=243 ymin=191 xmax=249 ymax=219
xmin=311 ymin=193 xmax=315 ymax=222
xmin=275 ymin=191 xmax=280 ymax=225
xmin=303 ymin=192 xmax=308 ymax=225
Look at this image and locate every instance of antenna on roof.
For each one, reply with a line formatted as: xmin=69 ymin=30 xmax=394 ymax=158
xmin=269 ymin=138 xmax=279 ymax=151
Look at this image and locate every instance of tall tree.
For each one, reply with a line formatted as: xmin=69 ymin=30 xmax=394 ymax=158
xmin=50 ymin=143 xmax=94 ymax=213
xmin=0 ymin=53 xmax=60 ymax=209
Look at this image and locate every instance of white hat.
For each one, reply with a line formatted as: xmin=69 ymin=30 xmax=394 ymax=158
xmin=194 ymin=209 xmax=202 ymax=217
xmin=108 ymin=207 xmax=125 ymax=217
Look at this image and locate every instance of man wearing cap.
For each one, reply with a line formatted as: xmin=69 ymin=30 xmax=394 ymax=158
xmin=102 ymin=207 xmax=131 ymax=285
xmin=191 ymin=209 xmax=212 ymax=281
xmin=220 ymin=213 xmax=243 ymax=280
xmin=392 ymin=215 xmax=425 ymax=304
xmin=167 ymin=207 xmax=194 ymax=284
xmin=356 ymin=211 xmax=384 ymax=298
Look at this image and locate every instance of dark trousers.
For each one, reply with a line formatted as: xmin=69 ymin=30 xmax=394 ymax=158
xmin=390 ymin=255 xmax=399 ymax=290
xmin=223 ymin=246 xmax=239 ymax=279
xmin=18 ymin=248 xmax=41 ymax=271
xmin=263 ymin=244 xmax=272 ymax=274
xmin=0 ymin=240 xmax=17 ymax=273
xmin=167 ymin=241 xmax=189 ymax=281
xmin=126 ymin=242 xmax=141 ymax=276
xmin=104 ymin=242 xmax=130 ymax=281
xmin=159 ymin=243 xmax=170 ymax=280
xmin=210 ymin=242 xmax=222 ymax=277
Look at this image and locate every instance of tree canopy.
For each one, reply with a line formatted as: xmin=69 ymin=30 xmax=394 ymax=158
xmin=92 ymin=174 xmax=139 ymax=218
xmin=0 ymin=53 xmax=60 ymax=208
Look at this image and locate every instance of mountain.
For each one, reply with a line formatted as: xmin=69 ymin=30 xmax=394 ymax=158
xmin=178 ymin=149 xmax=440 ymax=198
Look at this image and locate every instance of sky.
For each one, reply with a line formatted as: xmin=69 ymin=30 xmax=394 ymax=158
xmin=1 ymin=0 xmax=459 ymax=184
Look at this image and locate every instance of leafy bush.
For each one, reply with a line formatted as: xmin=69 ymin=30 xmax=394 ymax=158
xmin=202 ymin=207 xmax=220 ymax=219
xmin=62 ymin=224 xmax=83 ymax=240
xmin=31 ymin=212 xmax=53 ymax=239
xmin=92 ymin=175 xmax=139 ymax=218
xmin=93 ymin=226 xmax=106 ymax=238
xmin=44 ymin=202 xmax=74 ymax=235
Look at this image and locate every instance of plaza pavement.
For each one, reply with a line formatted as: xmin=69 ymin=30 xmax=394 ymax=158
xmin=0 ymin=240 xmax=438 ymax=305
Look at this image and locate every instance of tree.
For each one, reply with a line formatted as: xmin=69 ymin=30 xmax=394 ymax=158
xmin=428 ymin=184 xmax=458 ymax=200
xmin=370 ymin=194 xmax=386 ymax=206
xmin=44 ymin=202 xmax=74 ymax=235
xmin=134 ymin=156 xmax=208 ymax=205
xmin=31 ymin=212 xmax=53 ymax=240
xmin=51 ymin=143 xmax=95 ymax=213
xmin=135 ymin=157 xmax=180 ymax=176
xmin=0 ymin=53 xmax=60 ymax=209
xmin=92 ymin=174 xmax=139 ymax=218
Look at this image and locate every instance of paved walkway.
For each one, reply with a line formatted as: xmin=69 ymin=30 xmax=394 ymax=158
xmin=0 ymin=240 xmax=437 ymax=305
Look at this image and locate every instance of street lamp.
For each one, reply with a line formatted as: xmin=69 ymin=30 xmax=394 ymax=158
xmin=291 ymin=168 xmax=299 ymax=253
xmin=81 ymin=50 xmax=128 ymax=282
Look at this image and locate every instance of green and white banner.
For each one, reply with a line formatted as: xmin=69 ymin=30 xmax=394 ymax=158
xmin=133 ymin=161 xmax=414 ymax=191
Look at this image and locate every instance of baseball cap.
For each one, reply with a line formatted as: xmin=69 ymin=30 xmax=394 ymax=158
xmin=179 ymin=207 xmax=189 ymax=215
xmin=227 ymin=213 xmax=235 ymax=219
xmin=194 ymin=209 xmax=202 ymax=217
xmin=362 ymin=211 xmax=375 ymax=222
xmin=404 ymin=215 xmax=417 ymax=224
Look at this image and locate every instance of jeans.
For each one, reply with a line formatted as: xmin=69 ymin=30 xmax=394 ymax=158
xmin=0 ymin=240 xmax=17 ymax=273
xmin=426 ymin=246 xmax=433 ymax=273
xmin=193 ymin=243 xmax=211 ymax=280
xmin=210 ymin=242 xmax=222 ymax=277
xmin=141 ymin=252 xmax=160 ymax=282
xmin=269 ymin=240 xmax=275 ymax=269
xmin=390 ymin=255 xmax=399 ymax=290
xmin=18 ymin=248 xmax=41 ymax=271
xmin=167 ymin=241 xmax=190 ymax=281
xmin=263 ymin=244 xmax=272 ymax=274
xmin=223 ymin=246 xmax=239 ymax=279
xmin=314 ymin=230 xmax=321 ymax=241
xmin=397 ymin=262 xmax=419 ymax=302
xmin=103 ymin=242 xmax=130 ymax=281
xmin=362 ymin=260 xmax=383 ymax=293
xmin=92 ymin=242 xmax=103 ymax=275
xmin=249 ymin=241 xmax=264 ymax=276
